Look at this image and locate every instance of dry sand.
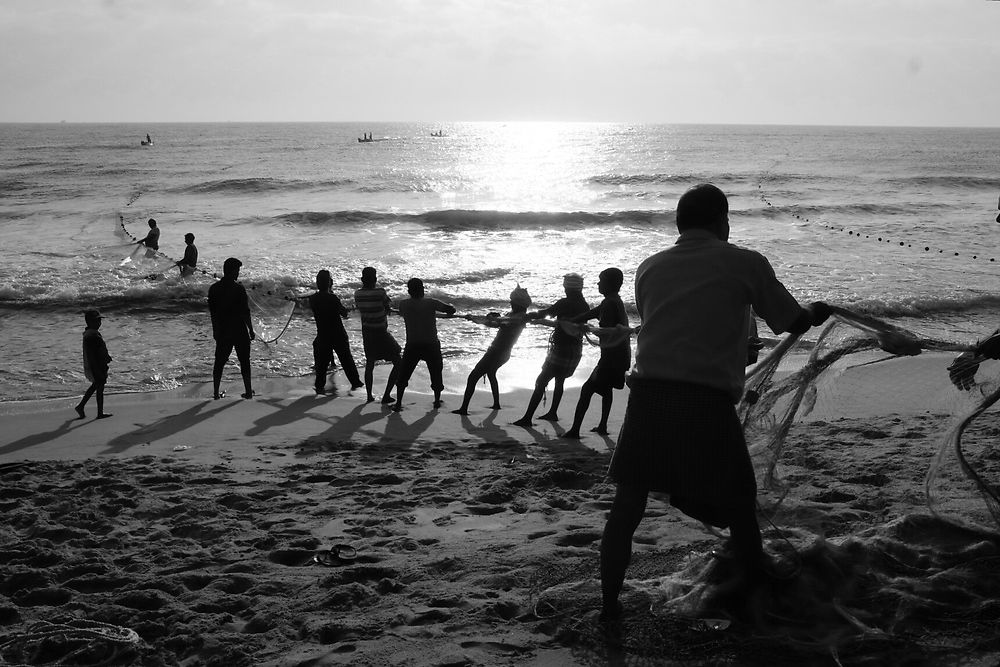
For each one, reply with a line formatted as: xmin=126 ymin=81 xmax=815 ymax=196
xmin=2 ymin=358 xmax=1000 ymax=666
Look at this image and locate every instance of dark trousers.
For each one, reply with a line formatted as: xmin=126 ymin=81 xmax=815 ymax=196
xmin=314 ymin=335 xmax=362 ymax=390
xmin=397 ymin=342 xmax=444 ymax=391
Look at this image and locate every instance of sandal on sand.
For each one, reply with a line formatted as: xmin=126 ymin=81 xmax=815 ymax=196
xmin=312 ymin=544 xmax=357 ymax=566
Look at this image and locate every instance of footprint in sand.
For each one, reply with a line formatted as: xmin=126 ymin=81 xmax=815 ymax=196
xmin=554 ymin=530 xmax=602 ymax=547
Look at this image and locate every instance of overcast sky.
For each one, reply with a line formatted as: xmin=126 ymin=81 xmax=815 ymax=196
xmin=2 ymin=0 xmax=998 ymax=126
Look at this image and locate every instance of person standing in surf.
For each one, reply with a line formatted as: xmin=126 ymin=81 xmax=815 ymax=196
xmin=309 ymin=269 xmax=364 ymax=396
xmin=136 ymin=218 xmax=160 ymax=257
xmin=562 ymin=268 xmax=631 ymax=439
xmin=393 ymin=278 xmax=456 ymax=411
xmin=511 ymin=273 xmax=590 ymax=427
xmin=75 ymin=309 xmax=113 ymax=420
xmin=175 ymin=233 xmax=198 ymax=277
xmin=597 ymin=184 xmax=833 ymax=636
xmin=354 ymin=267 xmax=402 ymax=404
xmin=208 ymin=257 xmax=256 ymax=400
xmin=452 ymin=284 xmax=532 ymax=415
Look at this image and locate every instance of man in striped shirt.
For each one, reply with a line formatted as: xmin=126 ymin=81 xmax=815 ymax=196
xmin=354 ymin=267 xmax=401 ymax=404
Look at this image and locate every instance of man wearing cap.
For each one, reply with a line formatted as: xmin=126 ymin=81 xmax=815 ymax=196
xmin=75 ymin=309 xmax=112 ymax=419
xmin=512 ymin=272 xmax=590 ymax=427
xmin=208 ymin=257 xmax=256 ymax=400
xmin=598 ymin=183 xmax=833 ymax=635
xmin=453 ymin=283 xmax=532 ymax=415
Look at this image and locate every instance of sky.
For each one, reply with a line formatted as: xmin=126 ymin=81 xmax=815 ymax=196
xmin=1 ymin=0 xmax=999 ymax=126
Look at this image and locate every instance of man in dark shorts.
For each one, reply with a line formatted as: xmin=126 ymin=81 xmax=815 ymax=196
xmin=562 ymin=268 xmax=630 ymax=439
xmin=512 ymin=273 xmax=590 ymax=426
xmin=309 ymin=269 xmax=363 ymax=395
xmin=393 ymin=278 xmax=456 ymax=410
xmin=354 ymin=267 xmax=402 ymax=403
xmin=208 ymin=257 xmax=256 ymax=400
xmin=599 ymin=184 xmax=832 ymax=632
xmin=75 ymin=309 xmax=113 ymax=420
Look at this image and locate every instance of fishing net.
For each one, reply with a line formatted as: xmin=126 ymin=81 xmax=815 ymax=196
xmin=0 ymin=619 xmax=141 ymax=667
xmin=529 ymin=306 xmax=1000 ymax=664
xmin=245 ymin=282 xmax=298 ymax=344
xmin=740 ymin=306 xmax=1000 ymax=534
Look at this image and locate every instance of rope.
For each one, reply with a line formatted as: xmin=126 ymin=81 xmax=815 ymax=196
xmin=246 ymin=288 xmax=297 ymax=344
xmin=462 ymin=313 xmax=639 ymax=348
xmin=755 ymin=174 xmax=999 ymax=265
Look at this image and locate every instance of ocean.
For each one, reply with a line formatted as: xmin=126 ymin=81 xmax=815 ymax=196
xmin=2 ymin=121 xmax=999 ymax=402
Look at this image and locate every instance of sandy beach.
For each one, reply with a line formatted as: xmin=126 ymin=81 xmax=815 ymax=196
xmin=2 ymin=357 xmax=1000 ymax=666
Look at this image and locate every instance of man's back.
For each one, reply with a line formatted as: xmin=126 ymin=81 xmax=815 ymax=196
xmin=634 ymin=229 xmax=801 ymax=400
xmin=398 ymin=297 xmax=450 ymax=345
xmin=354 ymin=286 xmax=391 ymax=330
xmin=309 ymin=292 xmax=347 ymax=339
xmin=208 ymin=278 xmax=250 ymax=341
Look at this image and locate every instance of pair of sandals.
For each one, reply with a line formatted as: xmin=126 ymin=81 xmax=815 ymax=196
xmin=312 ymin=544 xmax=357 ymax=566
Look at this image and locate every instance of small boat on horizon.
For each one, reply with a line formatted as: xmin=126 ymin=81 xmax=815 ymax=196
xmin=141 ymin=133 xmax=153 ymax=146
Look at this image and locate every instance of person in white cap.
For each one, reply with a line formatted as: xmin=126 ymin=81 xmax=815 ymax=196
xmin=453 ymin=284 xmax=532 ymax=416
xmin=512 ymin=272 xmax=590 ymax=427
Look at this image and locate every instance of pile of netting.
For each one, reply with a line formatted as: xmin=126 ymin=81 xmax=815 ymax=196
xmin=741 ymin=306 xmax=1000 ymax=534
xmin=0 ymin=619 xmax=141 ymax=667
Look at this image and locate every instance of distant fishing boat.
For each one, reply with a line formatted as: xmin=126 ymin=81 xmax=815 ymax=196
xmin=141 ymin=133 xmax=153 ymax=146
xmin=357 ymin=132 xmax=385 ymax=143
xmin=430 ymin=130 xmax=445 ymax=137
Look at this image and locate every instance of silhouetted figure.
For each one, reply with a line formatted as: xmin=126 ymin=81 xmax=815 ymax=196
xmin=309 ymin=269 xmax=363 ymax=395
xmin=562 ymin=268 xmax=630 ymax=439
xmin=175 ymin=233 xmax=198 ymax=276
xmin=511 ymin=273 xmax=589 ymax=426
xmin=394 ymin=278 xmax=456 ymax=410
xmin=453 ymin=284 xmax=531 ymax=415
xmin=136 ymin=218 xmax=160 ymax=257
xmin=75 ymin=309 xmax=112 ymax=419
xmin=598 ymin=183 xmax=833 ymax=635
xmin=208 ymin=257 xmax=256 ymax=400
xmin=354 ymin=267 xmax=401 ymax=403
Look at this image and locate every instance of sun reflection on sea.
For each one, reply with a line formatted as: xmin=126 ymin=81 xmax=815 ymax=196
xmin=453 ymin=121 xmax=610 ymax=212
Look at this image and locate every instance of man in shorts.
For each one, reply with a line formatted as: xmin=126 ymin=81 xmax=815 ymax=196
xmin=393 ymin=277 xmax=456 ymax=410
xmin=354 ymin=267 xmax=402 ymax=404
xmin=562 ymin=268 xmax=630 ymax=439
xmin=208 ymin=257 xmax=256 ymax=400
xmin=599 ymin=184 xmax=832 ymax=632
xmin=512 ymin=273 xmax=590 ymax=427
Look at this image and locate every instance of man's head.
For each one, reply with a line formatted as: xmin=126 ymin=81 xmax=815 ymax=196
xmin=147 ymin=218 xmax=157 ymax=228
xmin=184 ymin=233 xmax=195 ymax=243
xmin=598 ymin=268 xmax=624 ymax=295
xmin=84 ymin=309 xmax=102 ymax=328
xmin=223 ymin=257 xmax=242 ymax=279
xmin=509 ymin=284 xmax=531 ymax=311
xmin=361 ymin=266 xmax=377 ymax=287
xmin=407 ymin=277 xmax=425 ymax=298
xmin=563 ymin=273 xmax=584 ymax=294
xmin=676 ymin=184 xmax=729 ymax=240
xmin=316 ymin=269 xmax=332 ymax=292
